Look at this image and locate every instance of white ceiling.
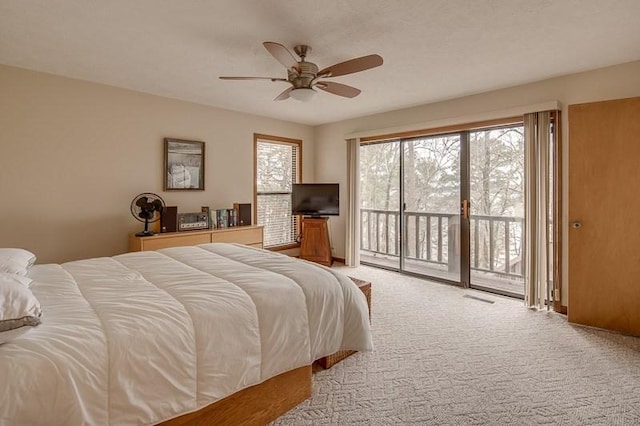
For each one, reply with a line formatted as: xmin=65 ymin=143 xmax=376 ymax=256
xmin=2 ymin=0 xmax=640 ymax=126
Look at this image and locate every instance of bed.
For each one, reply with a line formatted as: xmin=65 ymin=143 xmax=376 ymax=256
xmin=0 ymin=243 xmax=372 ymax=425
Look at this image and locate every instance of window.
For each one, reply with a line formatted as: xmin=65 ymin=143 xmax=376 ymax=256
xmin=254 ymin=134 xmax=302 ymax=248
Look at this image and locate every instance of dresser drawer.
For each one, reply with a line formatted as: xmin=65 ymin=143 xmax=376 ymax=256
xmin=141 ymin=233 xmax=211 ymax=251
xmin=211 ymin=227 xmax=263 ymax=246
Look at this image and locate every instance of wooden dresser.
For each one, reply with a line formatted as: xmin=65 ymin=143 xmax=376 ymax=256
xmin=129 ymin=225 xmax=263 ymax=252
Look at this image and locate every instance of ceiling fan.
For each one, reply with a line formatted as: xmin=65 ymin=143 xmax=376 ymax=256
xmin=220 ymin=42 xmax=383 ymax=101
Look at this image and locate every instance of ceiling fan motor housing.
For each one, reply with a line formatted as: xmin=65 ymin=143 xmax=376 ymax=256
xmin=289 ymin=61 xmax=318 ymax=89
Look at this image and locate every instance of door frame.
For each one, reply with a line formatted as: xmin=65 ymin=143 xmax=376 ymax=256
xmin=460 ymin=131 xmax=471 ymax=289
xmin=359 ymin=116 xmax=528 ymax=296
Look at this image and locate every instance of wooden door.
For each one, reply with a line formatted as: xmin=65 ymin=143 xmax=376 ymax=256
xmin=568 ymin=97 xmax=640 ymax=336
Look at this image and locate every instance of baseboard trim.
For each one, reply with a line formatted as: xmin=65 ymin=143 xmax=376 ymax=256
xmin=332 ymin=257 xmax=345 ymax=265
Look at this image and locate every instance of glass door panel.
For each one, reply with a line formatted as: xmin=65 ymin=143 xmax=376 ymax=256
xmin=359 ymin=141 xmax=401 ymax=270
xmin=469 ymin=126 xmax=525 ymax=296
xmin=402 ymin=135 xmax=461 ymax=282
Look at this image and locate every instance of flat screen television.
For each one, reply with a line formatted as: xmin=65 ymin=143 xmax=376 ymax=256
xmin=291 ymin=183 xmax=339 ymax=217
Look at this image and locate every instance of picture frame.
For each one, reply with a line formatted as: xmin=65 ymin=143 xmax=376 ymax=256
xmin=164 ymin=138 xmax=205 ymax=191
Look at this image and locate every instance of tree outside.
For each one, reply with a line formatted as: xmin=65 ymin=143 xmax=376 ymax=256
xmin=360 ymin=124 xmax=525 ymax=294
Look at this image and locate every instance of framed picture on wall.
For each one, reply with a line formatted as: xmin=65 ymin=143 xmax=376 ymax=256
xmin=164 ymin=138 xmax=205 ymax=190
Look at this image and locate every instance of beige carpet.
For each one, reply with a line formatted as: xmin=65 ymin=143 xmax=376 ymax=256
xmin=272 ymin=265 xmax=640 ymax=425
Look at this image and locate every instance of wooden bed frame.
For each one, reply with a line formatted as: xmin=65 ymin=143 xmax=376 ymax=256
xmin=160 ymin=366 xmax=311 ymax=426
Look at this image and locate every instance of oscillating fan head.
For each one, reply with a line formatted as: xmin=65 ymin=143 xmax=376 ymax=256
xmin=130 ymin=192 xmax=166 ymax=237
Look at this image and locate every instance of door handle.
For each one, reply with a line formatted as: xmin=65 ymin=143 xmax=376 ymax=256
xmin=461 ymin=200 xmax=470 ymax=220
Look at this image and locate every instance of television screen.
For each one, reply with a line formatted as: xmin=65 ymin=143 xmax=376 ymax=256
xmin=291 ymin=183 xmax=339 ymax=216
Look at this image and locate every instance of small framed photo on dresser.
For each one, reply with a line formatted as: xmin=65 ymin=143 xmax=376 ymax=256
xmin=164 ymin=138 xmax=205 ymax=190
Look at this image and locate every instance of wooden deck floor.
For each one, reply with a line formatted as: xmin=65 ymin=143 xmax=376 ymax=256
xmin=360 ymin=252 xmax=524 ymax=297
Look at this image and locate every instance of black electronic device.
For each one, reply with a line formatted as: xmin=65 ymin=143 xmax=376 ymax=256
xmin=130 ymin=193 xmax=166 ymax=236
xmin=161 ymin=206 xmax=178 ymax=233
xmin=234 ymin=203 xmax=252 ymax=226
xmin=201 ymin=206 xmax=211 ymax=229
xmin=291 ymin=183 xmax=339 ymax=217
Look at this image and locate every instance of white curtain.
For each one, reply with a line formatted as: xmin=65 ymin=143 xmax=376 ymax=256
xmin=345 ymin=138 xmax=360 ymax=266
xmin=524 ymin=111 xmax=554 ymax=309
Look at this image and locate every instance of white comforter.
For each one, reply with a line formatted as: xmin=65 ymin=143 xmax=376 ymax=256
xmin=0 ymin=244 xmax=372 ymax=425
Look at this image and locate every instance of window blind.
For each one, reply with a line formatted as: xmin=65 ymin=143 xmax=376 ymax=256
xmin=256 ymin=139 xmax=300 ymax=247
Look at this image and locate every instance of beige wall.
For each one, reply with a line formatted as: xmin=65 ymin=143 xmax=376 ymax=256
xmin=313 ymin=59 xmax=640 ymax=304
xmin=3 ymin=60 xmax=640 ymax=303
xmin=0 ymin=65 xmax=314 ymax=263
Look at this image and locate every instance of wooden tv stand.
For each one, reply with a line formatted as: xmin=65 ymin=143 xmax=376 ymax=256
xmin=300 ymin=217 xmax=332 ymax=267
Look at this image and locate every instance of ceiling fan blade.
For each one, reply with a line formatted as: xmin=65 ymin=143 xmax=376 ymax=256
xmin=316 ymin=81 xmax=361 ymax=98
xmin=263 ymin=42 xmax=299 ymax=72
xmin=274 ymin=87 xmax=293 ymax=101
xmin=318 ymin=54 xmax=383 ymax=78
xmin=219 ymin=76 xmax=288 ymax=82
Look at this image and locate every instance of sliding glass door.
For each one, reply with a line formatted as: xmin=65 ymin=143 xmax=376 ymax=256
xmin=402 ymin=135 xmax=462 ymax=283
xmin=360 ymin=135 xmax=466 ymax=287
xmin=469 ymin=126 xmax=525 ymax=297
xmin=359 ymin=122 xmax=526 ymax=297
xmin=359 ymin=141 xmax=401 ymax=270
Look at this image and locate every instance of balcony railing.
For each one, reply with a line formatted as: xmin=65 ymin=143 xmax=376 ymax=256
xmin=360 ymin=208 xmax=524 ymax=279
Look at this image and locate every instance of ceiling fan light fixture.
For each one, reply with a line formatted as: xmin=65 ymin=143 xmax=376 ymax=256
xmin=289 ymin=88 xmax=316 ymax=102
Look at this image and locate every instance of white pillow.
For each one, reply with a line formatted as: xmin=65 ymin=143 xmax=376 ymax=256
xmin=0 ymin=248 xmax=37 ymax=276
xmin=0 ymin=275 xmax=42 ymax=344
